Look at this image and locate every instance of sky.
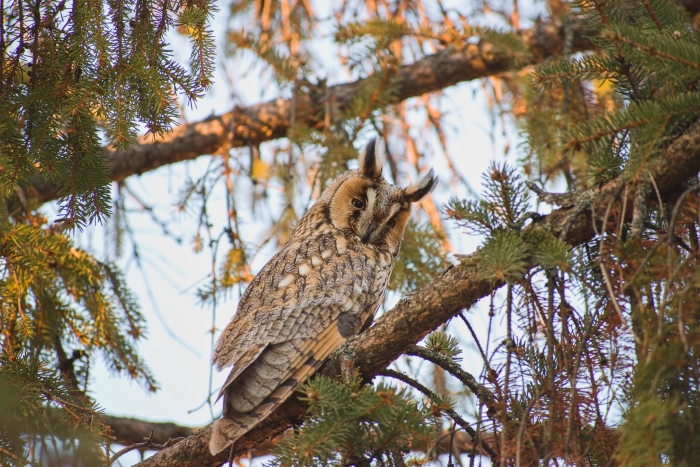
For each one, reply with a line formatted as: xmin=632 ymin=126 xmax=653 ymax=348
xmin=50 ymin=1 xmax=543 ymax=465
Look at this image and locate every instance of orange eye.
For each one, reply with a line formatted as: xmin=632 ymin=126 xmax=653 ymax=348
xmin=351 ymin=198 xmax=364 ymax=209
xmin=388 ymin=218 xmax=396 ymax=228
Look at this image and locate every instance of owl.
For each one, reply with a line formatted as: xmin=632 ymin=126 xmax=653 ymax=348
xmin=209 ymin=137 xmax=437 ymax=455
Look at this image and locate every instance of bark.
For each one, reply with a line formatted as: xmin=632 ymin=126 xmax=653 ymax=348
xmin=132 ymin=120 xmax=700 ymax=467
xmin=24 ymin=18 xmax=595 ymax=207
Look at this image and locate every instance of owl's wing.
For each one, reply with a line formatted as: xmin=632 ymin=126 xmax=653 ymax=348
xmin=213 ymin=230 xmax=379 ymax=372
xmin=212 ymin=231 xmax=350 ymax=370
xmin=214 ymin=343 xmax=268 ymax=403
xmin=209 ymin=231 xmax=385 ymax=455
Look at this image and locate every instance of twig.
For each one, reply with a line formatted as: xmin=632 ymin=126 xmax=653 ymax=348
xmin=597 ymin=187 xmax=627 ymax=326
xmin=649 ymin=173 xmax=665 ymax=223
xmin=458 ymin=314 xmax=490 ymax=370
xmin=631 ymin=179 xmax=651 ymax=237
xmin=404 ymin=345 xmax=496 ymax=411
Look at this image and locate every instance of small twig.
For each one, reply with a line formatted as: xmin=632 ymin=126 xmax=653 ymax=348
xmin=631 ymin=180 xmax=651 ymax=237
xmin=524 ymin=181 xmax=587 ymax=208
xmin=598 ymin=195 xmax=626 ymax=326
xmin=458 ymin=314 xmax=490 ymax=370
xmin=642 ymin=0 xmax=664 ymax=31
xmin=499 ymin=284 xmax=513 ymax=467
xmin=227 ymin=443 xmax=235 ymax=467
xmin=404 ymin=345 xmax=496 ymax=411
xmin=666 ymin=185 xmax=699 ymax=353
xmin=447 ymin=421 xmax=456 ymax=467
xmin=648 ymin=173 xmax=665 ymax=223
xmin=618 ymin=183 xmax=628 ymax=239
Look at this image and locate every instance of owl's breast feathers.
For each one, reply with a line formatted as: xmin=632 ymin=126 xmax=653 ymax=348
xmin=209 ymin=222 xmax=394 ymax=455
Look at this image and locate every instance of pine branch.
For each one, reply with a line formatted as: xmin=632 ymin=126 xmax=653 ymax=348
xmin=21 ymin=18 xmax=596 ymax=208
xmin=403 ymin=345 xmax=496 ymax=413
xmin=131 ymin=118 xmax=700 ymax=467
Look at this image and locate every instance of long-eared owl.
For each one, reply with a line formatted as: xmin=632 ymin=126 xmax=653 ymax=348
xmin=209 ymin=137 xmax=437 ymax=455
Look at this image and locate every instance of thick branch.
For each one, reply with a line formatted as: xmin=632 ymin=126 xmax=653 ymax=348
xmin=133 ymin=120 xmax=700 ymax=467
xmin=26 ymin=19 xmax=594 ymax=206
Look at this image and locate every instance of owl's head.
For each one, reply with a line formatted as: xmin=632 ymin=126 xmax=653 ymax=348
xmin=324 ymin=137 xmax=438 ymax=256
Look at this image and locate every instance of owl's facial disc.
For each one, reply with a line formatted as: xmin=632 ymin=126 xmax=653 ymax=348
xmin=326 ymin=136 xmax=438 ymax=253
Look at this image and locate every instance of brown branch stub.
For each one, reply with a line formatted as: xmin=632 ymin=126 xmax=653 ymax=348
xmin=105 ymin=416 xmax=197 ymax=447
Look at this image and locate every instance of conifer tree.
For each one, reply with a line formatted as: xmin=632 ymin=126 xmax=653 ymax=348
xmin=4 ymin=0 xmax=700 ymax=466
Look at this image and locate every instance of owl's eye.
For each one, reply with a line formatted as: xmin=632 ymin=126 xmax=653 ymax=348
xmin=388 ymin=218 xmax=397 ymax=228
xmin=351 ymin=198 xmax=364 ymax=209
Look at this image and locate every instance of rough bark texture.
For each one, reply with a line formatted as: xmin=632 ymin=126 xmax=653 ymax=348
xmin=133 ymin=121 xmax=700 ymax=467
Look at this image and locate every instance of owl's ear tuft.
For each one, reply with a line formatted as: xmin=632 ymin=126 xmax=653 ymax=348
xmin=359 ymin=137 xmax=386 ymax=179
xmin=405 ymin=169 xmax=438 ymax=203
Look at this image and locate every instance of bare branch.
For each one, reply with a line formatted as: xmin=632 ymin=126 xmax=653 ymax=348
xmin=109 ymin=434 xmax=183 ymax=465
xmin=404 ymin=345 xmax=496 ymax=413
xmin=25 ymin=19 xmax=594 ymax=207
xmin=379 ymin=368 xmax=498 ymax=462
xmin=105 ymin=415 xmax=496 ymax=462
xmin=105 ymin=416 xmax=197 ymax=447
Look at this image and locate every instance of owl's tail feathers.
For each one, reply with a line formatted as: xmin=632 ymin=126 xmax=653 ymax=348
xmin=208 ymin=362 xmax=328 ymax=455
xmin=209 ymin=418 xmax=240 ymax=456
xmin=209 ymin=378 xmax=305 ymax=456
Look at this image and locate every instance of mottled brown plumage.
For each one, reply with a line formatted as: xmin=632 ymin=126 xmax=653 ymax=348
xmin=209 ymin=137 xmax=437 ymax=455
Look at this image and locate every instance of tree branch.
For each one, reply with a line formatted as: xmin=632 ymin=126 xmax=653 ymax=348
xmin=105 ymin=416 xmax=197 ymax=447
xmin=379 ymin=368 xmax=498 ymax=462
xmin=404 ymin=345 xmax=496 ymax=414
xmin=25 ymin=19 xmax=595 ymax=207
xmin=132 ymin=119 xmax=700 ymax=467
xmin=105 ymin=415 xmax=495 ymax=462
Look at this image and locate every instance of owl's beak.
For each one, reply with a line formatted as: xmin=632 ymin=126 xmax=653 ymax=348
xmin=360 ymin=220 xmax=377 ymax=243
